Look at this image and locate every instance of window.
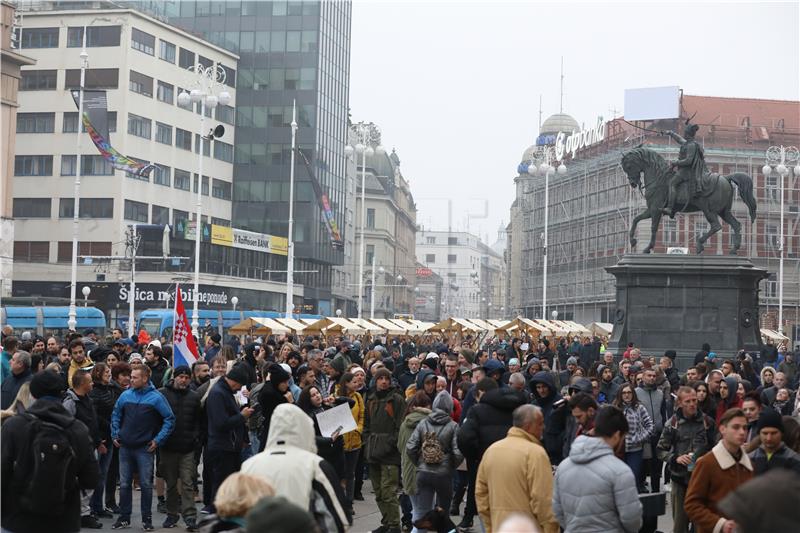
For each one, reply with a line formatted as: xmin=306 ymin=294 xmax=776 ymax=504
xmin=13 ymin=241 xmax=49 ymax=263
xmin=220 ymin=64 xmax=236 ymax=88
xmin=124 ymin=200 xmax=148 ymax=222
xmin=213 ymin=141 xmax=234 ymax=163
xmin=194 ymin=134 xmax=210 ymax=156
xmin=158 ymin=39 xmax=176 ymax=63
xmin=173 ymin=209 xmax=189 ymax=227
xmin=67 ymin=26 xmax=120 ymax=47
xmin=14 ymin=155 xmax=52 ymax=176
xmin=366 ymin=208 xmax=375 ymax=229
xmin=131 ymin=28 xmax=155 ymax=55
xmin=212 ymin=179 xmax=232 ymax=200
xmin=216 ymin=104 xmax=234 ymax=125
xmin=16 ymin=112 xmax=55 ymax=133
xmin=764 ymin=275 xmax=777 ymax=298
xmin=59 ymin=198 xmax=113 ymax=218
xmin=178 ymin=47 xmax=195 ymax=69
xmin=175 ymin=128 xmax=192 ymax=150
xmin=211 ymin=217 xmax=230 ymax=227
xmin=57 ymin=241 xmax=112 ymax=262
xmin=20 ymin=70 xmax=57 ymax=90
xmin=65 ymin=68 xmax=118 ymax=89
xmin=693 ymin=221 xmax=709 ymax=242
xmin=13 ymin=198 xmax=51 ymax=218
xmin=174 ymin=169 xmax=191 ymax=190
xmin=156 ymin=81 xmax=174 ymax=104
xmin=129 ymin=70 xmax=153 ymax=97
xmin=448 ymin=237 xmax=458 ymax=245
xmin=59 ymin=155 xmax=116 ymax=177
xmin=125 ymin=157 xmax=150 ymax=181
xmin=155 ymin=122 xmax=172 ymax=145
xmin=152 ymin=205 xmax=169 ymax=225
xmin=61 ymin=155 xmax=76 ymax=176
xmin=366 ymin=245 xmax=375 ymax=264
xmin=193 ymin=174 xmax=209 ymax=196
xmin=767 ymin=224 xmax=779 ymax=248
xmin=448 ymin=254 xmax=457 ymax=264
xmin=198 ymin=55 xmax=213 ymax=69
xmin=425 ymin=254 xmax=435 ymax=263
xmin=20 ymin=27 xmax=59 ymax=48
xmin=153 ymin=164 xmax=171 ymax=186
xmin=426 ymin=236 xmax=436 ymax=244
xmin=63 ymin=112 xmax=116 ymax=133
xmin=663 ymin=219 xmax=678 ymax=244
xmin=127 ymin=113 xmax=151 ymax=139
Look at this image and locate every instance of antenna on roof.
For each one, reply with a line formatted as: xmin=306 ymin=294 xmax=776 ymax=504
xmin=560 ymin=57 xmax=564 ymax=114
xmin=539 ymin=94 xmax=543 ymax=131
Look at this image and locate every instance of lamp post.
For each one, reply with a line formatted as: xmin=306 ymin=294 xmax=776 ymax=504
xmin=177 ymin=64 xmax=231 ymax=338
xmin=762 ymin=145 xmax=800 ymax=335
xmin=82 ymin=286 xmax=91 ymax=307
xmin=285 ymin=101 xmax=298 ymax=318
xmin=369 ymin=262 xmax=384 ymax=319
xmin=231 ymin=296 xmax=239 ymax=311
xmin=345 ymin=122 xmax=384 ymax=319
xmin=526 ymin=147 xmax=566 ymax=320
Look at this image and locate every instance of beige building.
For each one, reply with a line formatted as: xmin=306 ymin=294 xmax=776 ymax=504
xmin=1 ymin=1 xmax=35 ymax=298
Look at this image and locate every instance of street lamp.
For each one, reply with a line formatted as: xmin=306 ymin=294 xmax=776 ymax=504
xmin=369 ymin=262 xmax=385 ymax=320
xmin=231 ymin=296 xmax=239 ymax=311
xmin=526 ymin=146 xmax=566 ymax=320
xmin=762 ymin=145 xmax=799 ymax=335
xmin=82 ymin=286 xmax=91 ymax=307
xmin=177 ymin=64 xmax=231 ymax=338
xmin=345 ymin=122 xmax=384 ymax=319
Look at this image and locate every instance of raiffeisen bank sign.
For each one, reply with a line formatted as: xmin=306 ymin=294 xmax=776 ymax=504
xmin=555 ymin=117 xmax=606 ymax=161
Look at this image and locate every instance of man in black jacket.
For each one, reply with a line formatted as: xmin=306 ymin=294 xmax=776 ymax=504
xmin=1 ymin=371 xmax=100 ymax=533
xmin=0 ymin=350 xmax=33 ymax=409
xmin=206 ymin=365 xmax=253 ymax=508
xmin=144 ymin=345 xmax=170 ymax=389
xmin=456 ymin=378 xmax=527 ymax=529
xmin=158 ymin=366 xmax=202 ymax=530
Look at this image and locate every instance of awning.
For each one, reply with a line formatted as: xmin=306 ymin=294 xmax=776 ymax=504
xmin=429 ymin=317 xmax=483 ymax=333
xmin=350 ymin=318 xmax=385 ymax=334
xmin=370 ymin=318 xmax=408 ymax=335
xmin=761 ymin=328 xmax=789 ymax=342
xmin=272 ymin=317 xmax=311 ymax=334
xmin=486 ymin=319 xmax=511 ymax=330
xmin=463 ymin=318 xmax=495 ymax=332
xmin=228 ymin=317 xmax=270 ymax=335
xmin=252 ymin=317 xmax=291 ymax=334
xmin=305 ymin=317 xmax=366 ymax=334
xmin=589 ymin=322 xmax=614 ymax=336
xmin=532 ymin=320 xmax=569 ymax=336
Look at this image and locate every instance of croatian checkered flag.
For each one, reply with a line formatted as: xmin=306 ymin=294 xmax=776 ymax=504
xmin=173 ymin=284 xmax=199 ymax=367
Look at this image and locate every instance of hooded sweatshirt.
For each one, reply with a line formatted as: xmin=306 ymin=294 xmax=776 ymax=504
xmin=406 ymin=391 xmax=462 ymax=475
xmin=241 ymin=404 xmax=349 ymax=533
xmin=530 ymin=371 xmax=558 ymax=424
xmin=397 ymin=407 xmax=431 ymax=496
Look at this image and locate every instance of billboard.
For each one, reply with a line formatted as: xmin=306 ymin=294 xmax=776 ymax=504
xmin=624 ymin=86 xmax=680 ymax=121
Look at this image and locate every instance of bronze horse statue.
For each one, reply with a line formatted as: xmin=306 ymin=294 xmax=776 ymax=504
xmin=621 ymin=147 xmax=757 ymax=254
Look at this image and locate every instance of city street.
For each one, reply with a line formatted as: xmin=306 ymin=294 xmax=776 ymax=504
xmin=85 ymin=480 xmax=674 ymax=532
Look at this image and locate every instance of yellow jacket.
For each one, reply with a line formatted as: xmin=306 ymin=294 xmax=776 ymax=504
xmin=67 ymin=357 xmax=94 ymax=388
xmin=475 ymin=427 xmax=559 ymax=533
xmin=342 ymin=390 xmax=364 ymax=451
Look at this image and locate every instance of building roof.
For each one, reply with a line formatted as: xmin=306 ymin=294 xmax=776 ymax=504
xmin=540 ymin=113 xmax=580 ymax=135
xmin=682 ymin=94 xmax=799 ymax=130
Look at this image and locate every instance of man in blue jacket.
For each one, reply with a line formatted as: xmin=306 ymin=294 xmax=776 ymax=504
xmin=111 ymin=365 xmax=175 ymax=531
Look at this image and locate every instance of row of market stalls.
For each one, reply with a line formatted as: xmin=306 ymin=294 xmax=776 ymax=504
xmin=228 ymin=315 xmax=614 ymax=339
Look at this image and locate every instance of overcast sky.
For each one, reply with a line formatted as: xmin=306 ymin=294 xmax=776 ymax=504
xmin=349 ymin=0 xmax=800 ymax=245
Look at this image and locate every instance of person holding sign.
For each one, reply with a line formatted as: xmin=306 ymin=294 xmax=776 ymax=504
xmin=297 ymin=384 xmax=355 ymax=481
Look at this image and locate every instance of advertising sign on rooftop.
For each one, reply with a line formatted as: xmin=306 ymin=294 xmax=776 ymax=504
xmin=624 ymin=86 xmax=680 ymax=121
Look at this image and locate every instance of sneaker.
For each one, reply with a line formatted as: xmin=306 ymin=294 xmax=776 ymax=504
xmin=106 ymin=503 xmax=121 ymax=514
xmin=185 ymin=518 xmax=199 ymax=532
xmin=200 ymin=505 xmax=215 ymax=515
xmin=370 ymin=527 xmax=387 ymax=533
xmin=162 ymin=515 xmax=180 ymax=528
xmin=457 ymin=516 xmax=473 ymax=529
xmin=93 ymin=508 xmax=114 ymax=519
xmin=111 ymin=519 xmax=131 ymax=530
xmin=81 ymin=515 xmax=104 ymax=529
xmin=142 ymin=521 xmax=155 ymax=531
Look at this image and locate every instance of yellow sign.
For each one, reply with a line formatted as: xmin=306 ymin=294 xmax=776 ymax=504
xmin=211 ymin=225 xmax=233 ymax=246
xmin=269 ymin=235 xmax=289 ymax=255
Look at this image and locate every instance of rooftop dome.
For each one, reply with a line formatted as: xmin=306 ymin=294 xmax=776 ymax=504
xmin=540 ymin=113 xmax=580 ymax=135
xmin=520 ymin=144 xmax=540 ymax=163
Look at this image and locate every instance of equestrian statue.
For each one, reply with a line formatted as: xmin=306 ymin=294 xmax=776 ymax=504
xmin=620 ymin=120 xmax=757 ymax=255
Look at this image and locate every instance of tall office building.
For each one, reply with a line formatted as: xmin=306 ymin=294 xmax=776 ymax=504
xmin=128 ymin=0 xmax=353 ymax=315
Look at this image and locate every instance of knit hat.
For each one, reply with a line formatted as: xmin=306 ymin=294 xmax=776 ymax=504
xmin=756 ymin=408 xmax=784 ymax=433
xmin=173 ymin=365 xmax=191 ymax=378
xmin=226 ymin=364 xmax=250 ymax=386
xmin=268 ymin=363 xmax=291 ymax=385
xmin=351 ymin=366 xmax=366 ymax=377
xmin=374 ymin=367 xmax=392 ymax=381
xmin=210 ymin=333 xmax=222 ymax=344
xmin=128 ymin=353 xmax=143 ymax=363
xmin=460 ymin=348 xmax=475 ymax=365
xmin=566 ymin=356 xmax=578 ymax=366
xmin=245 ymin=496 xmax=317 ymax=533
xmin=508 ymin=358 xmax=520 ymax=366
xmin=30 ymin=371 xmax=67 ymax=399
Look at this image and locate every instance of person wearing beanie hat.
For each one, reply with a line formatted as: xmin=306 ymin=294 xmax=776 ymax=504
xmin=1 ymin=369 xmax=101 ymax=533
xmin=748 ymin=408 xmax=800 ymax=475
xmin=255 ymin=363 xmax=293 ymax=452
xmin=459 ymin=348 xmax=476 ymax=367
xmin=245 ymin=495 xmax=317 ymax=533
xmin=157 ymin=364 xmax=202 ymax=529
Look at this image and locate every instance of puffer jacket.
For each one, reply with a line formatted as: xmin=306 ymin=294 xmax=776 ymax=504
xmin=552 ymin=435 xmax=643 ymax=533
xmin=342 ymin=390 xmax=364 ymax=452
xmin=89 ymin=380 xmax=115 ymax=444
xmin=397 ymin=407 xmax=430 ymax=496
xmin=457 ymin=387 xmax=527 ymax=462
xmin=635 ymin=384 xmax=666 ymax=433
xmin=407 ymin=391 xmax=462 ymax=475
xmin=158 ymin=381 xmax=202 ymax=453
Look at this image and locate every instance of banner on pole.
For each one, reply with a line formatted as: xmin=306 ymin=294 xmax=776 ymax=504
xmin=296 ymin=149 xmax=344 ymax=249
xmin=172 ymin=283 xmax=199 ymax=367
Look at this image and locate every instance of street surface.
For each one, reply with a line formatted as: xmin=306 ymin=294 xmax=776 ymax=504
xmin=82 ymin=480 xmax=675 ymax=532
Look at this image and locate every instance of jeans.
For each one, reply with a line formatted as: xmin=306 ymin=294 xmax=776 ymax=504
xmin=670 ymin=481 xmax=690 ymax=533
xmin=412 ymin=470 xmax=453 ymax=533
xmin=343 ymin=449 xmax=360 ymax=506
xmin=119 ymin=446 xmax=155 ymax=522
xmin=158 ymin=450 xmax=197 ymax=520
xmin=90 ymin=447 xmax=114 ymax=514
xmin=452 ymin=469 xmax=468 ymax=510
xmin=248 ymin=430 xmax=261 ymax=457
xmin=207 ymin=449 xmax=241 ymax=504
xmin=464 ymin=458 xmax=479 ymax=519
xmin=353 ymin=447 xmax=366 ymax=495
xmin=369 ymin=463 xmax=400 ymax=528
xmin=105 ymin=446 xmax=119 ymax=508
xmin=624 ymin=449 xmax=644 ymax=491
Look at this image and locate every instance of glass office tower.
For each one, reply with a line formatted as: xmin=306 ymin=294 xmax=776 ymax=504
xmin=131 ymin=1 xmax=352 ymax=314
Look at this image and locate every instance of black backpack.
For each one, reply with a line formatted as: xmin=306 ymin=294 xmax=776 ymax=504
xmin=19 ymin=413 xmax=76 ymax=516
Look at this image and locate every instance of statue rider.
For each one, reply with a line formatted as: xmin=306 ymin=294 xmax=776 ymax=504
xmin=661 ymin=121 xmax=706 ymax=218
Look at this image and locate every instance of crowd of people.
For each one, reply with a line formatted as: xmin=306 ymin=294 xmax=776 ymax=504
xmin=1 ymin=324 xmax=799 ymax=533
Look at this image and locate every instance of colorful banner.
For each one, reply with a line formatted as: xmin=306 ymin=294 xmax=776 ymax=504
xmin=296 ymin=148 xmax=344 ymax=249
xmin=71 ymin=90 xmax=154 ymax=178
xmin=172 ymin=283 xmax=199 ymax=367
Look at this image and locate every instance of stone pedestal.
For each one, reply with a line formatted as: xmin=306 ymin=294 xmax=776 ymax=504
xmin=606 ymin=254 xmax=768 ymax=368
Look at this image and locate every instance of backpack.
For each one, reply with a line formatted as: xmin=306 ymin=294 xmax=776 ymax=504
xmin=19 ymin=413 xmax=76 ymax=516
xmin=421 ymin=431 xmax=445 ymax=465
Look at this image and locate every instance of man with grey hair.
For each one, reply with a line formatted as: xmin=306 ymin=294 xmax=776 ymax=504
xmin=1 ymin=351 xmax=33 ymax=410
xmin=476 ymin=404 xmax=558 ymax=533
xmin=508 ymin=372 xmax=530 ymax=398
xmin=305 ymin=349 xmax=330 ymax=395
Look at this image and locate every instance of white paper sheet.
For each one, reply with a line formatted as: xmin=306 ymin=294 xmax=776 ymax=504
xmin=315 ymin=402 xmax=357 ymax=438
